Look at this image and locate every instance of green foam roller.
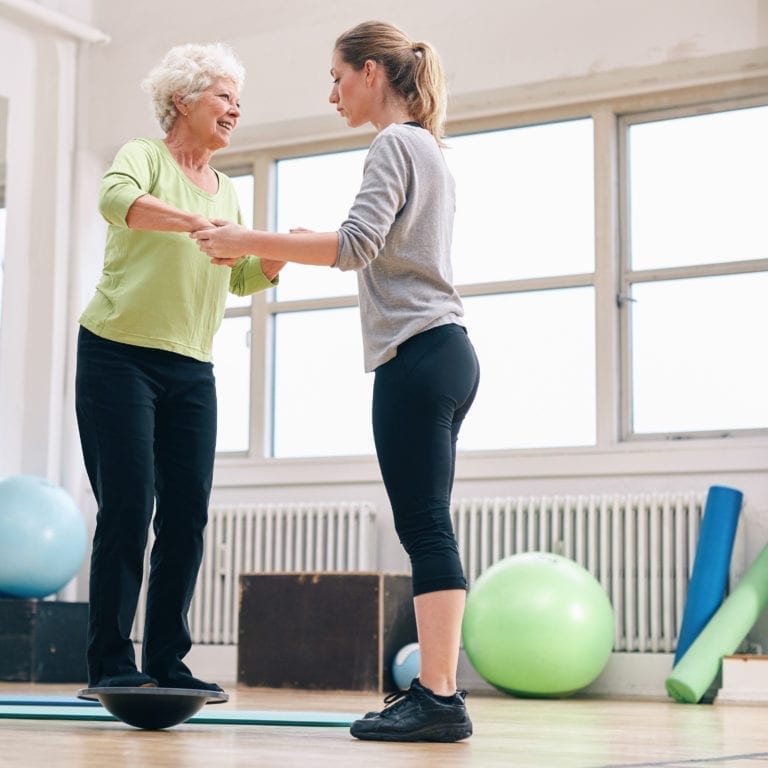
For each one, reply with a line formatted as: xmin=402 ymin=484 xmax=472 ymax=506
xmin=666 ymin=544 xmax=768 ymax=703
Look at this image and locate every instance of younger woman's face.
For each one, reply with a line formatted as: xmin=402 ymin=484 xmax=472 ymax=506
xmin=329 ymin=50 xmax=371 ymax=128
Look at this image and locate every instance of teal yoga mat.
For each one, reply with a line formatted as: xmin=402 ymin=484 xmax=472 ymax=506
xmin=0 ymin=703 xmax=356 ymax=727
xmin=666 ymin=543 xmax=768 ymax=703
xmin=0 ymin=695 xmax=99 ymax=707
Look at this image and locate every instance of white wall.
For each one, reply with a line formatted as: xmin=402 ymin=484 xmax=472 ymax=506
xmin=0 ymin=1 xmax=109 ymax=603
xmin=83 ymin=0 xmax=768 ymax=155
xmin=0 ymin=12 xmax=77 ymax=484
xmin=2 ymin=0 xmax=768 ymax=661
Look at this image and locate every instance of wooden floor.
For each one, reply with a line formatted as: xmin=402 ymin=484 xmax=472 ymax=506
xmin=2 ymin=683 xmax=768 ymax=768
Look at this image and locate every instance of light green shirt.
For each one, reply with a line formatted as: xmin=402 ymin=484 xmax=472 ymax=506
xmin=80 ymin=138 xmax=275 ymax=362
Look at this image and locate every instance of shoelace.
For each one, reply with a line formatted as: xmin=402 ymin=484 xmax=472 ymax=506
xmin=381 ymin=688 xmax=411 ymax=711
xmin=376 ymin=685 xmax=468 ymax=717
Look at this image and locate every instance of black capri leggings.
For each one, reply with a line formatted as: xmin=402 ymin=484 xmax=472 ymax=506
xmin=372 ymin=323 xmax=480 ymax=596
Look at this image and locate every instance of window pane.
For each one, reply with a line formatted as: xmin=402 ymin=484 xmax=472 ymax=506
xmin=629 ymin=105 xmax=768 ymax=270
xmin=213 ymin=315 xmax=251 ymax=452
xmin=631 ymin=273 xmax=768 ymax=433
xmin=230 ymin=173 xmax=254 ymax=229
xmin=227 ymin=174 xmax=255 ymax=309
xmin=446 ymin=119 xmax=594 ymax=285
xmin=459 ymin=288 xmax=596 ymax=450
xmin=274 ymin=151 xmax=365 ymax=301
xmin=272 ymin=308 xmax=373 ymax=457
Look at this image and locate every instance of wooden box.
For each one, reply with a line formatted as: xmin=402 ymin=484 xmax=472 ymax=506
xmin=238 ymin=572 xmax=416 ymax=692
xmin=0 ymin=599 xmax=88 ymax=682
xmin=717 ymin=654 xmax=768 ymax=704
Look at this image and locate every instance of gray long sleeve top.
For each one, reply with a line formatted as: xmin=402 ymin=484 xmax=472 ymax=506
xmin=335 ymin=123 xmax=465 ymax=372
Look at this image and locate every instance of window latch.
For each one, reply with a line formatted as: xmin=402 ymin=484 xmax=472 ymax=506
xmin=616 ymin=293 xmax=637 ymax=308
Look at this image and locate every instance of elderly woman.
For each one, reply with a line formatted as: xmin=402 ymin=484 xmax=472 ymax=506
xmin=76 ymin=43 xmax=281 ymax=692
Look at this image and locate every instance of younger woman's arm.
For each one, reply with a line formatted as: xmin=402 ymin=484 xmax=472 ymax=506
xmin=191 ymin=221 xmax=338 ymax=267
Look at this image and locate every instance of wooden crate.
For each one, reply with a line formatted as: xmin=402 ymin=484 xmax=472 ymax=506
xmin=238 ymin=573 xmax=416 ymax=692
xmin=717 ymin=654 xmax=768 ymax=704
xmin=0 ymin=599 xmax=88 ymax=682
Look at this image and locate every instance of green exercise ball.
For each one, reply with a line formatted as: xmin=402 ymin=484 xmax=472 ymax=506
xmin=462 ymin=552 xmax=614 ymax=697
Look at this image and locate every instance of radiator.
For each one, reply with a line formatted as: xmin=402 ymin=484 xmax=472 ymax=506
xmin=133 ymin=501 xmax=377 ymax=645
xmin=451 ymin=493 xmax=707 ymax=653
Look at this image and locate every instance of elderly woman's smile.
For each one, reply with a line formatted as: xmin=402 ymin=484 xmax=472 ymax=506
xmin=182 ymin=76 xmax=241 ymax=150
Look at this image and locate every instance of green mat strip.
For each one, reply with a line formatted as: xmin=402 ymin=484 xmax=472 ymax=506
xmin=0 ymin=696 xmax=98 ymax=707
xmin=0 ymin=704 xmax=355 ymax=727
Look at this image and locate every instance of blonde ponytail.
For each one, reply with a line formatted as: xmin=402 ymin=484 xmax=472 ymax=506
xmin=335 ymin=21 xmax=448 ymax=145
xmin=408 ymin=40 xmax=447 ymax=145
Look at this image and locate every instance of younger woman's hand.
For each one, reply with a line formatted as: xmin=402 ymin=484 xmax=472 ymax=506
xmin=191 ymin=220 xmax=248 ymax=261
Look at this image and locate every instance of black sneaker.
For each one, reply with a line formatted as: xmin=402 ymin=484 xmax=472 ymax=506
xmin=350 ymin=678 xmax=472 ymax=742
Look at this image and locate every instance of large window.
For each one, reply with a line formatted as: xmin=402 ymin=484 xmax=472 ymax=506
xmin=445 ymin=119 xmax=596 ymax=450
xmin=447 ymin=121 xmax=595 ymax=284
xmin=270 ymin=149 xmax=371 ymax=458
xmin=267 ymin=119 xmax=596 ymax=457
xmin=212 ymin=93 xmax=768 ymax=461
xmin=459 ymin=288 xmax=596 ymax=451
xmin=274 ymin=150 xmax=364 ymax=301
xmin=621 ymin=102 xmax=768 ymax=437
xmin=272 ymin=307 xmax=371 ymax=457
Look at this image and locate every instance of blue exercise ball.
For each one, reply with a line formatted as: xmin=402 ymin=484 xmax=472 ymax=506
xmin=392 ymin=642 xmax=420 ymax=690
xmin=462 ymin=552 xmax=614 ymax=697
xmin=0 ymin=475 xmax=87 ymax=599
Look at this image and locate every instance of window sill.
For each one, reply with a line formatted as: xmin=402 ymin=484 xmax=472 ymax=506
xmin=213 ymin=435 xmax=768 ymax=488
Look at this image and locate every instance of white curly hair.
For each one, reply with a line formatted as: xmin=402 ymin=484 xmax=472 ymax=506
xmin=141 ymin=42 xmax=245 ymax=133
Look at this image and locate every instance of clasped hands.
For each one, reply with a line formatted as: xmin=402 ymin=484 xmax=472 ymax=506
xmin=190 ymin=220 xmax=249 ymax=267
xmin=191 ymin=220 xmax=311 ymax=276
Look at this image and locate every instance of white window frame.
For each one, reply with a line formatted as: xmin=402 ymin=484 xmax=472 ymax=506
xmin=618 ymin=95 xmax=768 ymax=442
xmin=211 ymin=79 xmax=768 ymax=489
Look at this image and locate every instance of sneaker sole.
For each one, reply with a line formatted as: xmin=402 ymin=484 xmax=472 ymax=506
xmin=350 ymin=722 xmax=473 ymax=742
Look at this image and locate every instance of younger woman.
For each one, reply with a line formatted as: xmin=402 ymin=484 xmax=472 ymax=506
xmin=193 ymin=21 xmax=479 ymax=741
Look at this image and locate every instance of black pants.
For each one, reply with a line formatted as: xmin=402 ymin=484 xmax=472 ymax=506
xmin=75 ymin=327 xmax=217 ymax=685
xmin=372 ymin=324 xmax=480 ymax=596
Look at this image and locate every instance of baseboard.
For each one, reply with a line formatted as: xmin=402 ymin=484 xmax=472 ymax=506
xmin=136 ymin=644 xmax=681 ymax=699
xmin=458 ymin=651 xmax=677 ymax=699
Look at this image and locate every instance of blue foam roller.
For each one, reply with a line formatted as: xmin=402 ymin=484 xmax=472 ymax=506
xmin=673 ymin=485 xmax=743 ymax=664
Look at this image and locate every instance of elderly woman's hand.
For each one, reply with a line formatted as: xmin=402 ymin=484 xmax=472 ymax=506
xmin=191 ymin=220 xmax=249 ymax=261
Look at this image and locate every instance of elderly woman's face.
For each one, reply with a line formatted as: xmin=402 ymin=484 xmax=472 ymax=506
xmin=184 ymin=76 xmax=241 ymax=150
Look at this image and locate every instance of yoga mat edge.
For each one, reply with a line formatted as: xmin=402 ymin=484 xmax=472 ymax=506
xmin=0 ymin=703 xmax=356 ymax=726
